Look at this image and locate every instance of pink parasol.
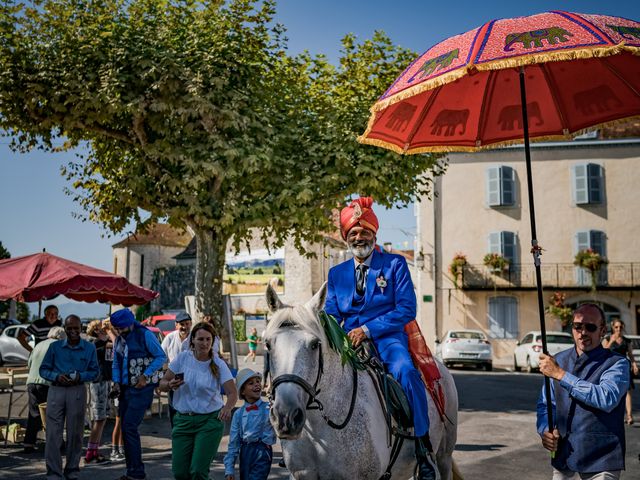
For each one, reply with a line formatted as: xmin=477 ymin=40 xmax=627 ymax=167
xmin=0 ymin=252 xmax=158 ymax=305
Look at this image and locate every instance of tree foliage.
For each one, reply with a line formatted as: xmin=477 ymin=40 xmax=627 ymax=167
xmin=0 ymin=0 xmax=445 ymax=321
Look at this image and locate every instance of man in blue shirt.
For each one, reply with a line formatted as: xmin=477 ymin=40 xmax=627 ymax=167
xmin=537 ymin=303 xmax=630 ymax=479
xmin=110 ymin=308 xmax=166 ymax=480
xmin=40 ymin=315 xmax=99 ymax=480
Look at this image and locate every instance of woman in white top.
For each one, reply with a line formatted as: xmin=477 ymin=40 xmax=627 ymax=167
xmin=159 ymin=323 xmax=237 ymax=480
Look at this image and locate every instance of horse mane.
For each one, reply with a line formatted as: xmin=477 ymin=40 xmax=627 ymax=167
xmin=264 ymin=304 xmax=328 ymax=344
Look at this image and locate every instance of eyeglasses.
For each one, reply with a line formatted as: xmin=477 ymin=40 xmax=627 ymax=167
xmin=572 ymin=322 xmax=599 ymax=333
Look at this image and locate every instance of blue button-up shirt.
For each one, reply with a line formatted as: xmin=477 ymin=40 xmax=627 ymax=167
xmin=40 ymin=338 xmax=99 ymax=384
xmin=536 ymin=353 xmax=629 ymax=434
xmin=112 ymin=328 xmax=166 ymax=385
xmin=223 ymin=398 xmax=276 ymax=476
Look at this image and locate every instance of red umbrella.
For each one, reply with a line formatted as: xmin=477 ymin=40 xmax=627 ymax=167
xmin=359 ymin=10 xmax=640 ymax=437
xmin=0 ymin=252 xmax=158 ymax=305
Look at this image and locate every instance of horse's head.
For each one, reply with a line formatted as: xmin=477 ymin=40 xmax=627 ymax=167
xmin=263 ymin=282 xmax=328 ymax=439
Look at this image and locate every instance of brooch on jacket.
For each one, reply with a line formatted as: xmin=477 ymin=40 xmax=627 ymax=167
xmin=376 ymin=274 xmax=387 ymax=294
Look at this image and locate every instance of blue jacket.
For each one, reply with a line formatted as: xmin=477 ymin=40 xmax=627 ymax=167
xmin=325 ymin=249 xmax=416 ymax=343
xmin=538 ymin=346 xmax=628 ymax=473
xmin=112 ymin=322 xmax=166 ymax=386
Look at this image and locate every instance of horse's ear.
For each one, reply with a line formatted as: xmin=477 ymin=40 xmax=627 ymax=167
xmin=306 ymin=281 xmax=328 ymax=313
xmin=266 ymin=284 xmax=284 ymax=313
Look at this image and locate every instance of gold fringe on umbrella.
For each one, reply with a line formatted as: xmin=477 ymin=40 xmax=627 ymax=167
xmin=368 ymin=43 xmax=640 ymax=115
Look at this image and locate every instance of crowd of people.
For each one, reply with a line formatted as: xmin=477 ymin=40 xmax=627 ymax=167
xmin=19 ymin=305 xmax=276 ymax=480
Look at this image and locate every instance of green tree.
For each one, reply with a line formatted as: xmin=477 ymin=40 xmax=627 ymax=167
xmin=0 ymin=1 xmax=444 ymax=335
xmin=0 ymin=241 xmax=30 ymax=320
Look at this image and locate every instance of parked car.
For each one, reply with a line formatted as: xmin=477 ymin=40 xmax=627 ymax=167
xmin=513 ymin=330 xmax=574 ymax=373
xmin=436 ymin=329 xmax=493 ymax=371
xmin=627 ymin=334 xmax=640 ymax=379
xmin=0 ymin=318 xmax=21 ymax=334
xmin=0 ymin=324 xmax=34 ymax=365
xmin=146 ymin=325 xmax=165 ymax=344
xmin=142 ymin=311 xmax=188 ymax=334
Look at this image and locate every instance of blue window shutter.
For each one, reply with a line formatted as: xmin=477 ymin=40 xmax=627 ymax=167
xmin=587 ymin=164 xmax=603 ymax=204
xmin=487 ymin=167 xmax=500 ymax=206
xmin=488 ymin=297 xmax=518 ymax=339
xmin=591 ymin=230 xmax=607 ymax=285
xmin=489 ymin=232 xmax=501 ymax=254
xmin=501 ymin=166 xmax=515 ymax=206
xmin=573 ymin=164 xmax=588 ymax=205
xmin=575 ymin=230 xmax=590 ymax=286
xmin=501 ymin=231 xmax=517 ymax=264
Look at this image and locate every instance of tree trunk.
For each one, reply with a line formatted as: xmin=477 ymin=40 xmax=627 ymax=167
xmin=193 ymin=227 xmax=232 ymax=353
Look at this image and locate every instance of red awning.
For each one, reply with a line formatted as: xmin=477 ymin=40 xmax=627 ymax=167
xmin=0 ymin=252 xmax=158 ymax=306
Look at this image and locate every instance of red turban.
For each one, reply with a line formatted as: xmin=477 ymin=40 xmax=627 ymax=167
xmin=340 ymin=197 xmax=379 ymax=240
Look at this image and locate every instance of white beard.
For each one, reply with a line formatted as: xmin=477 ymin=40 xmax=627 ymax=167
xmin=349 ymin=241 xmax=374 ymax=260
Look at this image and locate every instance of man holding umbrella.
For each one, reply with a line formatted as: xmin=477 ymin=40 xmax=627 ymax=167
xmin=325 ymin=197 xmax=438 ymax=480
xmin=536 ymin=303 xmax=630 ymax=479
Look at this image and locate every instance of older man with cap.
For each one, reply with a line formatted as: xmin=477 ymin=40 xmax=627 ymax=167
xmin=110 ymin=308 xmax=166 ymax=480
xmin=325 ymin=197 xmax=438 ymax=480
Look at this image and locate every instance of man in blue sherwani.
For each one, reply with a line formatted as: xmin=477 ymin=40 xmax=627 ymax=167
xmin=325 ymin=197 xmax=437 ymax=480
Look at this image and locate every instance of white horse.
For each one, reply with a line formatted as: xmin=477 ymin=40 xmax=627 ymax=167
xmin=263 ymin=283 xmax=460 ymax=480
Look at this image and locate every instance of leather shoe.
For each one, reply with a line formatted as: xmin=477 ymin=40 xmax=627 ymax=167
xmin=417 ymin=453 xmax=439 ymax=480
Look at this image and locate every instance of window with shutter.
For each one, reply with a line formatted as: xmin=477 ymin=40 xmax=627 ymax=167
xmin=487 ymin=166 xmax=516 ymax=207
xmin=575 ymin=230 xmax=607 ymax=286
xmin=488 ymin=231 xmax=517 ymax=265
xmin=488 ymin=297 xmax=518 ymax=339
xmin=573 ymin=163 xmax=604 ymax=205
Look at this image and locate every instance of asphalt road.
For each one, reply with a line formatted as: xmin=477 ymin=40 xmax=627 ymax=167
xmin=1 ymin=368 xmax=638 ymax=479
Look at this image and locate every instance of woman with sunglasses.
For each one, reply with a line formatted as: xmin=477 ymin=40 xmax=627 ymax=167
xmin=603 ymin=319 xmax=639 ymax=425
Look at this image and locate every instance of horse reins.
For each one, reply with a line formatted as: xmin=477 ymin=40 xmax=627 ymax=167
xmin=265 ymin=342 xmax=359 ymax=430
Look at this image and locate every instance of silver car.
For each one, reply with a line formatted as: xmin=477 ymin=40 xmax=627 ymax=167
xmin=513 ymin=331 xmax=574 ymax=373
xmin=0 ymin=324 xmax=33 ymax=365
xmin=436 ymin=329 xmax=493 ymax=371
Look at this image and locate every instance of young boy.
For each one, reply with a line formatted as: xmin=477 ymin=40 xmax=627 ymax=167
xmin=224 ymin=369 xmax=276 ymax=480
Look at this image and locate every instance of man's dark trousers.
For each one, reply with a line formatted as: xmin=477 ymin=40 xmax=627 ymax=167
xmin=24 ymin=383 xmax=49 ymax=446
xmin=120 ymin=384 xmax=155 ymax=480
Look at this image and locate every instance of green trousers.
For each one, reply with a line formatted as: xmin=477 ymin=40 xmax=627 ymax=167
xmin=172 ymin=411 xmax=224 ymax=480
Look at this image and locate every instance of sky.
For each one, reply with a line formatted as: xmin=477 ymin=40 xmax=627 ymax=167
xmin=1 ymin=0 xmax=639 ymax=315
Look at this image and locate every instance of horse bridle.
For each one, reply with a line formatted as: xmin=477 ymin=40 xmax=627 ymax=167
xmin=264 ymin=340 xmax=358 ymax=430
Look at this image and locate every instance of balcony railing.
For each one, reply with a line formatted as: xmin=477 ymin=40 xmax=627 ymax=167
xmin=459 ymin=263 xmax=640 ymax=289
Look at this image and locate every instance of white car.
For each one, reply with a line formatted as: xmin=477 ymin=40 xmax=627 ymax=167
xmin=513 ymin=330 xmax=573 ymax=373
xmin=0 ymin=324 xmax=33 ymax=365
xmin=436 ymin=329 xmax=493 ymax=371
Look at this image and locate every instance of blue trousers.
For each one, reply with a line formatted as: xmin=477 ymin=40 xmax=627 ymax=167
xmin=239 ymin=441 xmax=272 ymax=480
xmin=378 ymin=337 xmax=430 ymax=437
xmin=120 ymin=385 xmax=155 ymax=480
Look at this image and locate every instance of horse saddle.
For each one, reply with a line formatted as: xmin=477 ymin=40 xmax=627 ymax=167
xmin=357 ymin=343 xmax=413 ymax=431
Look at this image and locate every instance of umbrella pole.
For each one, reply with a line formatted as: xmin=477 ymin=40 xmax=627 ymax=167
xmin=519 ymin=67 xmax=554 ymax=435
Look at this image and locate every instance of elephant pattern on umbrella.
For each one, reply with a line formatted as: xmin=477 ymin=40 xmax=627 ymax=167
xmin=504 ymin=27 xmax=573 ymax=52
xmin=573 ymin=85 xmax=623 ymax=116
xmin=408 ymin=48 xmax=459 ymax=83
xmin=606 ymin=24 xmax=640 ymax=40
xmin=498 ymin=102 xmax=543 ymax=131
xmin=430 ymin=109 xmax=469 ymax=136
xmin=385 ymin=101 xmax=417 ymax=132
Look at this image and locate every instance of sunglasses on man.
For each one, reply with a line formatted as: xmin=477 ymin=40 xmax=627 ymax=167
xmin=572 ymin=322 xmax=600 ymax=333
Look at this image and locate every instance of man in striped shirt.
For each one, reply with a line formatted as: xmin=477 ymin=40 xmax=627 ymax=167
xmin=18 ymin=305 xmax=62 ymax=353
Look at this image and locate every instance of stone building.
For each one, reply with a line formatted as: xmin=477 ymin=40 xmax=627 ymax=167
xmin=416 ymin=129 xmax=640 ymax=365
xmin=112 ymin=224 xmax=193 ymax=291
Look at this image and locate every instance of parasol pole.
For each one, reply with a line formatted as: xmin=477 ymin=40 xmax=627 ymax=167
xmin=518 ymin=66 xmax=554 ymax=437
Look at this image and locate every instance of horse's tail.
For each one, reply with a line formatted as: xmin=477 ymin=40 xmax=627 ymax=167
xmin=452 ymin=458 xmax=464 ymax=480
